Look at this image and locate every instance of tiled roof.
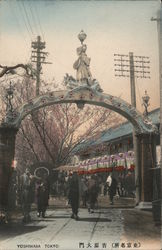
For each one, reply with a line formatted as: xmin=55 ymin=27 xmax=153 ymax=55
xmin=96 ymin=108 xmax=160 ymax=144
xmin=95 ymin=122 xmax=133 ymax=145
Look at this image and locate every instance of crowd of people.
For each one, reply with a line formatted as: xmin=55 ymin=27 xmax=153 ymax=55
xmin=65 ymin=170 xmax=135 ymax=220
xmin=1 ymin=167 xmax=135 ymax=223
xmin=19 ymin=168 xmax=50 ymax=223
xmin=51 ymin=170 xmax=135 ymax=199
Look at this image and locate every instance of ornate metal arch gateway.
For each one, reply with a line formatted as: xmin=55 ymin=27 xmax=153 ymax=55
xmin=3 ymin=85 xmax=157 ymax=134
xmin=0 ymin=85 xmax=158 ymax=211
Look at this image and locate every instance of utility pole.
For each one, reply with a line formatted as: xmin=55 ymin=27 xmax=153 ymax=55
xmin=151 ymin=1 xmax=161 ymax=225
xmin=114 ymin=53 xmax=150 ymax=107
xmin=129 ymin=52 xmax=136 ymax=107
xmin=114 ymin=52 xmax=150 ymax=205
xmin=31 ymin=36 xmax=52 ymax=96
xmin=151 ymin=4 xmax=162 ymax=167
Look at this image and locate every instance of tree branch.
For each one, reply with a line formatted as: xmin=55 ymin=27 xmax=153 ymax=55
xmin=0 ymin=64 xmax=32 ymax=78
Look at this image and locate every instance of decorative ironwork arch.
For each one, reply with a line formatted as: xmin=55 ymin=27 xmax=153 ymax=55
xmin=3 ymin=86 xmax=157 ymax=134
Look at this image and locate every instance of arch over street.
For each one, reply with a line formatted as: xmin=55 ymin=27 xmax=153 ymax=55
xmin=4 ymin=86 xmax=157 ymax=134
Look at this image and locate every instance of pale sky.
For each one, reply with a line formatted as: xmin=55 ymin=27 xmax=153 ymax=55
xmin=0 ymin=0 xmax=161 ymax=112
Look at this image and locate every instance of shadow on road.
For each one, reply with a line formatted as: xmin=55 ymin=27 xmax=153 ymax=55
xmin=48 ymin=215 xmax=70 ymax=219
xmin=78 ymin=217 xmax=112 ymax=222
xmin=0 ymin=223 xmax=46 ymax=239
xmin=32 ymin=219 xmax=55 ymax=222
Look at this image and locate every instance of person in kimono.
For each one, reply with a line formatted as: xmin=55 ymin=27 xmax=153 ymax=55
xmin=20 ymin=168 xmax=35 ymax=223
xmin=106 ymin=173 xmax=117 ymax=205
xmin=68 ymin=171 xmax=80 ymax=220
xmin=36 ymin=173 xmax=50 ymax=218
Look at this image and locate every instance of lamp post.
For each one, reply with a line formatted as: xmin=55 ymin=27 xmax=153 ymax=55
xmin=5 ymin=81 xmax=14 ymax=113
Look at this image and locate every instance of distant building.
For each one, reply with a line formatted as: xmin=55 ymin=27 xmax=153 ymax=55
xmin=73 ymin=108 xmax=160 ymax=165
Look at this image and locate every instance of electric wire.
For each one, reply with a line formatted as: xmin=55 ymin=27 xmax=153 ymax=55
xmin=5 ymin=1 xmax=32 ymax=66
xmin=32 ymin=3 xmax=45 ymax=41
xmin=28 ymin=1 xmax=41 ymax=38
xmin=17 ymin=1 xmax=33 ymax=41
xmin=8 ymin=1 xmax=29 ymax=48
xmin=21 ymin=1 xmax=35 ymax=38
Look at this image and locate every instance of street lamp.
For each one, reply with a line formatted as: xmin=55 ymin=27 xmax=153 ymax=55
xmin=5 ymin=81 xmax=14 ymax=113
xmin=142 ymin=90 xmax=150 ymax=116
xmin=78 ymin=30 xmax=87 ymax=44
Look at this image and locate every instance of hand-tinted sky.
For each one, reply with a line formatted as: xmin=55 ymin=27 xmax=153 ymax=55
xmin=0 ymin=0 xmax=160 ymax=111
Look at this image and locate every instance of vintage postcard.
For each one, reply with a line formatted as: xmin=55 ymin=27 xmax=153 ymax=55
xmin=0 ymin=0 xmax=161 ymax=250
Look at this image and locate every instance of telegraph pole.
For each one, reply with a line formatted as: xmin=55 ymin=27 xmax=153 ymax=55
xmin=31 ymin=36 xmax=52 ymax=96
xmin=129 ymin=52 xmax=136 ymax=107
xmin=151 ymin=4 xmax=162 ymax=169
xmin=114 ymin=52 xmax=150 ymax=205
xmin=151 ymin=1 xmax=162 ymax=224
xmin=114 ymin=53 xmax=150 ymax=107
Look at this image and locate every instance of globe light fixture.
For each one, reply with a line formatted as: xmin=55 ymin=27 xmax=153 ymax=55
xmin=78 ymin=30 xmax=87 ymax=44
xmin=142 ymin=90 xmax=150 ymax=116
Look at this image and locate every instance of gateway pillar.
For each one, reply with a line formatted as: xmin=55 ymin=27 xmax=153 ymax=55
xmin=136 ymin=133 xmax=156 ymax=209
xmin=0 ymin=126 xmax=18 ymax=214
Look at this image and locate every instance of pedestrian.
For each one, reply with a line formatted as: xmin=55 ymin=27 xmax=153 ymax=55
xmin=106 ymin=173 xmax=117 ymax=205
xmin=125 ymin=171 xmax=135 ymax=198
xmin=36 ymin=174 xmax=50 ymax=218
xmin=0 ymin=167 xmax=15 ymax=224
xmin=68 ymin=171 xmax=80 ymax=220
xmin=118 ymin=173 xmax=125 ymax=197
xmin=65 ymin=172 xmax=72 ymax=207
xmin=80 ymin=176 xmax=88 ymax=207
xmin=7 ymin=169 xmax=18 ymax=221
xmin=87 ymin=175 xmax=98 ymax=213
xmin=20 ymin=168 xmax=35 ymax=223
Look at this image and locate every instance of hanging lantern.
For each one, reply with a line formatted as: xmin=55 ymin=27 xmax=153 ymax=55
xmin=110 ymin=155 xmax=116 ymax=171
xmin=116 ymin=153 xmax=125 ymax=171
xmin=87 ymin=159 xmax=91 ymax=174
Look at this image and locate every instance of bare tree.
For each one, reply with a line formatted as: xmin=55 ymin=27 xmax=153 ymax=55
xmin=0 ymin=76 xmax=124 ymax=171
